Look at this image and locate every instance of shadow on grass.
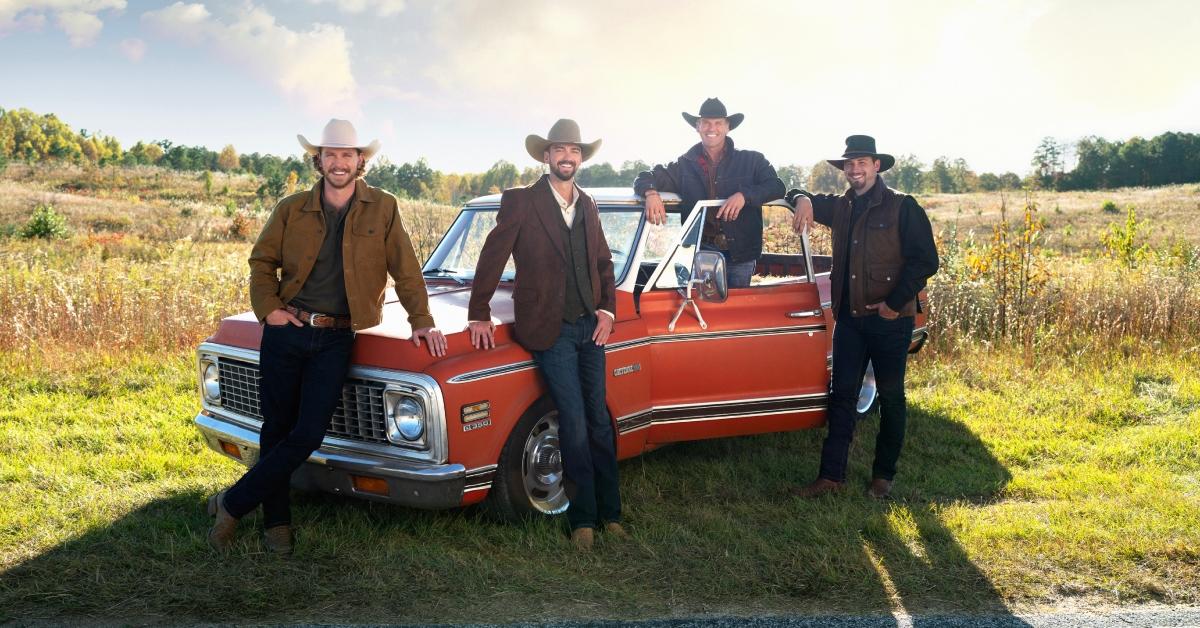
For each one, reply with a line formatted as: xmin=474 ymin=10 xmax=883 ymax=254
xmin=621 ymin=400 xmax=1031 ymax=625
xmin=1 ymin=404 xmax=1028 ymax=625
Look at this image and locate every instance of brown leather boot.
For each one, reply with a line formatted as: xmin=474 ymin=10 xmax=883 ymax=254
xmin=604 ymin=522 xmax=630 ymax=540
xmin=787 ymin=478 xmax=846 ymax=498
xmin=263 ymin=525 xmax=293 ymax=556
xmin=867 ymin=478 xmax=893 ymax=500
xmin=206 ymin=490 xmax=239 ymax=552
xmin=570 ymin=527 xmax=594 ymax=552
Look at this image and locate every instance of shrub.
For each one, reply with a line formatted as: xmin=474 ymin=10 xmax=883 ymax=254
xmin=1101 ymin=199 xmax=1119 ymax=213
xmin=228 ymin=211 xmax=256 ymax=240
xmin=20 ymin=204 xmax=70 ymax=239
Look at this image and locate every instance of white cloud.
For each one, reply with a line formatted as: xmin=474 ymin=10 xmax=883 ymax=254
xmin=307 ymin=0 xmax=405 ymax=17
xmin=117 ymin=36 xmax=144 ymax=61
xmin=142 ymin=2 xmax=360 ymax=119
xmin=0 ymin=0 xmax=125 ymax=46
xmin=56 ymin=9 xmax=100 ymax=45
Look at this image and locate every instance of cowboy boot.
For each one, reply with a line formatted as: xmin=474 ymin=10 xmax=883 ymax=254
xmin=570 ymin=527 xmax=594 ymax=552
xmin=787 ymin=478 xmax=846 ymax=499
xmin=263 ymin=525 xmax=293 ymax=556
xmin=206 ymin=490 xmax=240 ymax=552
xmin=604 ymin=522 xmax=630 ymax=540
xmin=868 ymin=478 xmax=894 ymax=500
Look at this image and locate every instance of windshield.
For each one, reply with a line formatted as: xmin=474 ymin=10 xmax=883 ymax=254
xmin=422 ymin=206 xmax=642 ymax=284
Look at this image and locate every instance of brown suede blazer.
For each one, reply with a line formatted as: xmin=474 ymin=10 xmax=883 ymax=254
xmin=468 ymin=176 xmax=616 ymax=352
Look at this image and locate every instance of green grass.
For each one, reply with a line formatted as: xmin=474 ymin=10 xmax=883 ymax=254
xmin=2 ymin=162 xmax=1198 ymax=622
xmin=1 ymin=347 xmax=1196 ymax=623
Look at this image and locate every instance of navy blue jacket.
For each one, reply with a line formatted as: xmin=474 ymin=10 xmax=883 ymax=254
xmin=633 ymin=138 xmax=784 ymax=263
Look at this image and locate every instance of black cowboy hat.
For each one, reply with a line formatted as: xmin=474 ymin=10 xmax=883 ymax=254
xmin=681 ymin=98 xmax=744 ymax=130
xmin=827 ymin=135 xmax=895 ymax=172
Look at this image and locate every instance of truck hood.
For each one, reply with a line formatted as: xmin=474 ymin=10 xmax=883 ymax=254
xmin=206 ymin=282 xmax=519 ymax=372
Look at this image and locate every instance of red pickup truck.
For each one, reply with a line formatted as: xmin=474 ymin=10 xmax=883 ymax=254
xmin=194 ymin=191 xmax=928 ymax=519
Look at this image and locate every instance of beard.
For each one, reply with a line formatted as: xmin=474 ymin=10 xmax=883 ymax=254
xmin=549 ymin=160 xmax=577 ymax=182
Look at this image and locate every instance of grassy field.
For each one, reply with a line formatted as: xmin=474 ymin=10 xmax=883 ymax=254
xmin=1 ymin=347 xmax=1196 ymax=623
xmin=1 ymin=163 xmax=1198 ymax=623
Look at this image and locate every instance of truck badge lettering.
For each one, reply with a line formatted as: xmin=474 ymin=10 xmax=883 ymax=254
xmin=613 ymin=363 xmax=642 ymax=377
xmin=463 ymin=419 xmax=492 ymax=432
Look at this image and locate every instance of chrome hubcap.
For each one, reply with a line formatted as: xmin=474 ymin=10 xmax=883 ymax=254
xmin=521 ymin=412 xmax=568 ymax=515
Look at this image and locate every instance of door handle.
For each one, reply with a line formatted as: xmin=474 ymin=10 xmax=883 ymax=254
xmin=787 ymin=309 xmax=823 ymax=318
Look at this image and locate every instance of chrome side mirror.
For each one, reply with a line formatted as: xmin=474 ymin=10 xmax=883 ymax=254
xmin=693 ymin=250 xmax=727 ymax=303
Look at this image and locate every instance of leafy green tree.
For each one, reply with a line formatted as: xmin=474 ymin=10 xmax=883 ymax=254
xmin=217 ymin=145 xmax=239 ymax=172
xmin=808 ymin=160 xmax=843 ymax=193
xmin=1031 ymin=136 xmax=1065 ymax=189
xmin=20 ymin=204 xmax=70 ymax=239
xmin=978 ymin=172 xmax=1002 ymax=191
xmin=617 ymin=160 xmax=651 ymax=185
xmin=890 ymin=154 xmax=923 ymax=193
xmin=775 ymin=164 xmax=807 ymax=190
xmin=576 ymin=162 xmax=619 ymax=187
xmin=922 ymin=157 xmax=955 ymax=193
xmin=480 ymin=160 xmax=519 ymax=194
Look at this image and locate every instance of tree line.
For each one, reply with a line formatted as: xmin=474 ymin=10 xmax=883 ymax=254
xmin=3 ymin=106 xmax=1197 ymax=204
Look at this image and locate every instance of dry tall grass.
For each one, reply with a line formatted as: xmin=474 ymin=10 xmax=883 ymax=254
xmin=2 ymin=165 xmax=1197 ymax=359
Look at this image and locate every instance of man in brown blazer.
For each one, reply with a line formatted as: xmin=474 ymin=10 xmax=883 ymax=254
xmin=467 ymin=119 xmax=624 ymax=551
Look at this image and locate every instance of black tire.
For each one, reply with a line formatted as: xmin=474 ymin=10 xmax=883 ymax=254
xmin=487 ymin=397 xmax=569 ymax=522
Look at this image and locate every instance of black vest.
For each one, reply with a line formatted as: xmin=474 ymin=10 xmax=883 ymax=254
xmin=561 ymin=208 xmax=595 ymax=322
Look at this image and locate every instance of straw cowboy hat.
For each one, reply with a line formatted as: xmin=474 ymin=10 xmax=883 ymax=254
xmin=525 ymin=119 xmax=602 ymax=162
xmin=681 ymin=98 xmax=744 ymax=130
xmin=827 ymin=135 xmax=895 ymax=172
xmin=297 ymin=119 xmax=381 ymax=160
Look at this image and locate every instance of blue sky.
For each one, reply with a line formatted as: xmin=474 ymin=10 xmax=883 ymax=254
xmin=2 ymin=0 xmax=1198 ymax=176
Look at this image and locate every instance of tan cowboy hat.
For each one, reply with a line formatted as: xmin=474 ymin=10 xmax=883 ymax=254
xmin=297 ymin=119 xmax=381 ymax=160
xmin=525 ymin=119 xmax=602 ymax=163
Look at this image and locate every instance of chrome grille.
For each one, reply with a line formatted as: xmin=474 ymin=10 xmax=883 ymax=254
xmin=217 ymin=358 xmax=389 ymax=444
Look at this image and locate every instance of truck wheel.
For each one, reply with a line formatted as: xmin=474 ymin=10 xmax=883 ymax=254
xmin=487 ymin=397 xmax=569 ymax=521
xmin=857 ymin=361 xmax=878 ymax=416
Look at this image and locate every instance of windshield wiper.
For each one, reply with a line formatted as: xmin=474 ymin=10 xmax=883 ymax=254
xmin=422 ymin=268 xmax=465 ymax=285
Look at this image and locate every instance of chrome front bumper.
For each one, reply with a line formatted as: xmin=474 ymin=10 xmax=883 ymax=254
xmin=195 ymin=412 xmax=467 ymax=509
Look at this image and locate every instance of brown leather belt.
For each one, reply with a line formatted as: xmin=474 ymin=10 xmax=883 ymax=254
xmin=285 ymin=305 xmax=352 ymax=329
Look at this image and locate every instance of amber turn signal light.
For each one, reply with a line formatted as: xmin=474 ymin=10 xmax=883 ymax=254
xmin=351 ymin=475 xmax=390 ymax=496
xmin=219 ymin=440 xmax=242 ymax=460
xmin=461 ymin=400 xmax=491 ymax=423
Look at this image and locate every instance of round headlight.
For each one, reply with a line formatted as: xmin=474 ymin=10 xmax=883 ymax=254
xmin=202 ymin=362 xmax=220 ymax=401
xmin=393 ymin=397 xmax=424 ymax=441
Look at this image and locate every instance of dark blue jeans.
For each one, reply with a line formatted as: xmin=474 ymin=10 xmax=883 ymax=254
xmin=531 ymin=315 xmax=621 ymax=530
xmin=223 ymin=323 xmax=355 ymax=528
xmin=818 ymin=310 xmax=914 ymax=483
xmin=701 ymin=244 xmax=755 ymax=288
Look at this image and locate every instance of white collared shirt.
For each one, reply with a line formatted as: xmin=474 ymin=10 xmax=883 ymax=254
xmin=548 ymin=180 xmax=580 ymax=227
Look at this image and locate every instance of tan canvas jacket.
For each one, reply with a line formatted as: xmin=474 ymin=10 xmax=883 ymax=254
xmin=248 ymin=179 xmax=434 ymax=331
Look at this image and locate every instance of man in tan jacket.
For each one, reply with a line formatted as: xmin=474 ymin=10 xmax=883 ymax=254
xmin=207 ymin=119 xmax=446 ymax=555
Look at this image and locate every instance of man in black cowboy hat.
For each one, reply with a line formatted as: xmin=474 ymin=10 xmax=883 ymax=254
xmin=467 ymin=119 xmax=625 ymax=552
xmin=786 ymin=135 xmax=938 ymax=499
xmin=633 ymin=98 xmax=784 ymax=288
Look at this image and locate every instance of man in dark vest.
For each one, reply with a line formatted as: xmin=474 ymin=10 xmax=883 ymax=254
xmin=467 ymin=119 xmax=624 ymax=551
xmin=633 ymin=98 xmax=785 ymax=288
xmin=787 ymin=135 xmax=939 ymax=499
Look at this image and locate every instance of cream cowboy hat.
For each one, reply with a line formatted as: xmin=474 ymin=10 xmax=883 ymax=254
xmin=525 ymin=119 xmax=602 ymax=163
xmin=297 ymin=119 xmax=381 ymax=160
